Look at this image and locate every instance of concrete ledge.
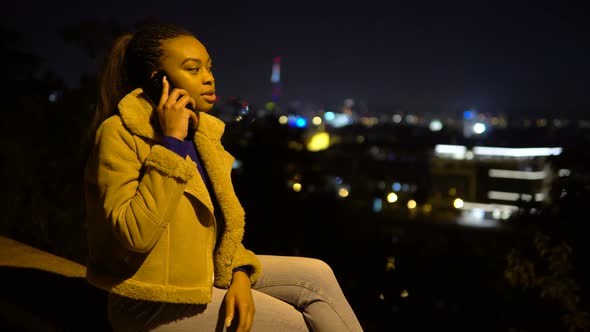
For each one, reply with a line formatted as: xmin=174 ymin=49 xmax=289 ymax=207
xmin=0 ymin=236 xmax=111 ymax=331
xmin=0 ymin=236 xmax=86 ymax=277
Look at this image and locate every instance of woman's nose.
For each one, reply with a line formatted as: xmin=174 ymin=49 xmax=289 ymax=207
xmin=203 ymin=71 xmax=214 ymax=85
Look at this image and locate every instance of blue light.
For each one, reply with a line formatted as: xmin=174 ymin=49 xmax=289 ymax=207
xmin=324 ymin=111 xmax=335 ymax=121
xmin=48 ymin=91 xmax=59 ymax=103
xmin=372 ymin=198 xmax=383 ymax=213
xmin=295 ymin=117 xmax=307 ymax=128
xmin=392 ymin=182 xmax=401 ymax=192
xmin=239 ymin=106 xmax=250 ymax=116
xmin=271 ymin=70 xmax=280 ymax=83
xmin=463 ymin=110 xmax=473 ymax=120
xmin=287 ymin=115 xmax=298 ymax=127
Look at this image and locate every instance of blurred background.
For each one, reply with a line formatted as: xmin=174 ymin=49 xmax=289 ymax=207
xmin=1 ymin=1 xmax=589 ymax=331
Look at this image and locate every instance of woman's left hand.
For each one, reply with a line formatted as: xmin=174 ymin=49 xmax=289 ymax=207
xmin=224 ymin=271 xmax=255 ymax=332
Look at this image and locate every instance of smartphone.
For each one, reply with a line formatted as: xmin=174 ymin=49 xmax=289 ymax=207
xmin=143 ymin=71 xmax=194 ymax=111
xmin=143 ymin=71 xmax=166 ymax=106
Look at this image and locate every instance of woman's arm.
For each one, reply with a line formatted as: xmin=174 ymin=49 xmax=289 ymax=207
xmin=91 ymin=117 xmax=197 ymax=253
xmin=224 ymin=270 xmax=255 ymax=332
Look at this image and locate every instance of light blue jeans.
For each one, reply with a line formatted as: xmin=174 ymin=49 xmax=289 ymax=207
xmin=108 ymin=255 xmax=364 ymax=331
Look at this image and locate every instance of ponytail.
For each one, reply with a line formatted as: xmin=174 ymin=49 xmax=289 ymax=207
xmin=87 ymin=33 xmax=133 ymax=143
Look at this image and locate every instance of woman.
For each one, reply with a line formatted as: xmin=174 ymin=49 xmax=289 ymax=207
xmin=84 ymin=21 xmax=363 ymax=332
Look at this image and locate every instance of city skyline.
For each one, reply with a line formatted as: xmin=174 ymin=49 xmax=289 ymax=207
xmin=2 ymin=1 xmax=588 ymax=118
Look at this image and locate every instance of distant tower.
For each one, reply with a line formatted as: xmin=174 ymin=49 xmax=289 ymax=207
xmin=270 ymin=56 xmax=282 ymax=102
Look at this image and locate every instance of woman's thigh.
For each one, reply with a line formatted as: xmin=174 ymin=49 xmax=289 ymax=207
xmin=252 ymin=255 xmax=339 ymax=304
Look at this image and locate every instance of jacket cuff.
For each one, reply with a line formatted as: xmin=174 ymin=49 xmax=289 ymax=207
xmin=145 ymin=145 xmax=197 ymax=182
xmin=232 ymin=266 xmax=250 ymax=276
xmin=214 ymin=246 xmax=262 ymax=288
xmin=231 ymin=247 xmax=261 ymax=285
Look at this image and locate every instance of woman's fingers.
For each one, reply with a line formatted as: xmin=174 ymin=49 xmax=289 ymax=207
xmin=189 ymin=112 xmax=199 ymax=129
xmin=225 ymin=296 xmax=235 ymax=329
xmin=158 ymin=76 xmax=170 ymax=108
xmin=176 ymin=94 xmax=196 ymax=111
xmin=164 ymin=88 xmax=186 ymax=110
xmin=157 ymin=84 xmax=196 ymax=139
xmin=245 ymin=305 xmax=254 ymax=332
xmin=237 ymin=302 xmax=248 ymax=331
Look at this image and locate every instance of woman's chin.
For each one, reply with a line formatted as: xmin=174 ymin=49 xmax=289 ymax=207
xmin=196 ymin=104 xmax=214 ymax=113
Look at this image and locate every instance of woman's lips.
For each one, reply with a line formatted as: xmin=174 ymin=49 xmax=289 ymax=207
xmin=201 ymin=93 xmax=216 ymax=103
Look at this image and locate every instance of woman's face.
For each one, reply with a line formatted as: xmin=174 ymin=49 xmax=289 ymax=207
xmin=158 ymin=35 xmax=216 ymax=112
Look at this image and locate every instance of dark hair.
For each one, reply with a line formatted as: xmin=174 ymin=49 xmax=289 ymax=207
xmin=88 ymin=22 xmax=193 ymax=142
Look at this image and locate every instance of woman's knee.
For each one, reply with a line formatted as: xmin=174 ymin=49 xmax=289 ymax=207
xmin=297 ymin=257 xmax=337 ymax=280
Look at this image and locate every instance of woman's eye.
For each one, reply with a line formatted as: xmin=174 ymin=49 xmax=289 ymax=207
xmin=188 ymin=68 xmax=200 ymax=73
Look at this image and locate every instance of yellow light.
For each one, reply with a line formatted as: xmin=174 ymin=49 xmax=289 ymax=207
xmin=448 ymin=187 xmax=456 ymax=196
xmin=385 ymin=256 xmax=395 ymax=271
xmin=453 ymin=198 xmax=464 ymax=208
xmin=387 ymin=192 xmax=398 ymax=203
xmin=278 ymin=115 xmax=288 ymax=125
xmin=265 ymin=101 xmax=276 ymax=111
xmin=422 ymin=203 xmax=432 ymax=214
xmin=312 ymin=116 xmax=322 ymax=125
xmin=306 ymin=132 xmax=330 ymax=152
xmin=338 ymin=188 xmax=349 ymax=198
xmin=400 ymin=290 xmax=409 ymax=298
xmin=407 ymin=200 xmax=417 ymax=209
xmin=292 ymin=183 xmax=302 ymax=192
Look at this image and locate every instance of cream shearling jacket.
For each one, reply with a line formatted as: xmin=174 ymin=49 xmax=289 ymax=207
xmin=84 ymin=88 xmax=261 ymax=304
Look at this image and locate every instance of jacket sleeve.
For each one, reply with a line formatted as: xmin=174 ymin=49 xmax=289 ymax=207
xmin=92 ymin=117 xmax=197 ymax=253
xmin=214 ymin=243 xmax=262 ymax=288
xmin=232 ymin=244 xmax=262 ymax=285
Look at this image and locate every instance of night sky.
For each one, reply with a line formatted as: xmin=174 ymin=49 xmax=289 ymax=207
xmin=3 ymin=0 xmax=589 ymax=117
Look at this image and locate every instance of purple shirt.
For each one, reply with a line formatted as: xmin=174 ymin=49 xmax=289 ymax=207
xmin=159 ymin=136 xmax=210 ymax=189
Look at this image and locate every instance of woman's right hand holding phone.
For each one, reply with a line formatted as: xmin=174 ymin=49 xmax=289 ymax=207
xmin=157 ymin=76 xmax=198 ymax=140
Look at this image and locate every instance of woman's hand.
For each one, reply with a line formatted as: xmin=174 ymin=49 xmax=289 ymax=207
xmin=224 ymin=271 xmax=255 ymax=332
xmin=156 ymin=76 xmax=198 ymax=140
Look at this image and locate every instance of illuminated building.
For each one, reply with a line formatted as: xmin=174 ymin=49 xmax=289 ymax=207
xmin=430 ymin=144 xmax=562 ymax=226
xmin=270 ymin=56 xmax=282 ymax=103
